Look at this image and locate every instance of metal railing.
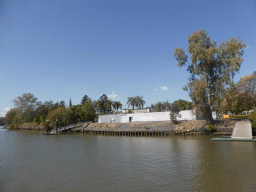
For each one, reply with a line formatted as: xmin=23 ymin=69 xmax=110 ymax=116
xmin=51 ymin=122 xmax=92 ymax=133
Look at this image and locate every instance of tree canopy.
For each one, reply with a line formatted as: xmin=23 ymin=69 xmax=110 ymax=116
xmin=127 ymin=96 xmax=146 ymax=112
xmin=12 ymin=93 xmax=39 ymax=112
xmin=174 ymin=99 xmax=193 ymax=110
xmin=169 ymin=102 xmax=181 ymax=123
xmin=127 ymin=96 xmax=137 ymax=111
xmin=112 ymin=101 xmax=122 ymax=113
xmin=81 ymin=95 xmax=89 ymax=105
xmin=174 ymin=29 xmax=246 ymax=123
xmin=222 ymin=71 xmax=256 ymax=114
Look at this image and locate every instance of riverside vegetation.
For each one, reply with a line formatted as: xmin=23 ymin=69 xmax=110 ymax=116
xmin=3 ymin=30 xmax=256 ymax=133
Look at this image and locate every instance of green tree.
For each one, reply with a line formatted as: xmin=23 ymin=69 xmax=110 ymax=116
xmin=249 ymin=110 xmax=256 ymax=133
xmin=34 ymin=103 xmax=51 ymax=121
xmin=174 ymin=29 xmax=246 ymax=123
xmin=65 ymin=105 xmax=82 ymax=124
xmin=21 ymin=105 xmax=36 ymax=122
xmin=169 ymin=102 xmax=181 ymax=123
xmin=174 ymin=99 xmax=193 ymax=110
xmin=59 ymin=101 xmax=66 ymax=107
xmin=69 ymin=98 xmax=72 ymax=107
xmin=81 ymin=95 xmax=89 ymax=105
xmin=236 ymin=71 xmax=256 ymax=93
xmin=81 ymin=99 xmax=96 ymax=121
xmin=97 ymin=94 xmax=109 ymax=114
xmin=222 ymin=84 xmax=256 ymax=114
xmin=4 ymin=108 xmax=21 ymax=125
xmin=151 ymin=104 xmax=155 ymax=112
xmin=113 ymin=101 xmax=122 ymax=113
xmin=47 ymin=106 xmax=68 ymax=128
xmin=12 ymin=93 xmax=39 ymax=112
xmin=127 ymin=97 xmax=138 ymax=112
xmin=155 ymin=102 xmax=163 ymax=112
xmin=54 ymin=102 xmax=59 ymax=108
xmin=162 ymin=100 xmax=169 ymax=111
xmin=33 ymin=116 xmax=41 ymax=124
xmin=135 ymin=96 xmax=146 ymax=108
xmin=105 ymin=100 xmax=113 ymax=114
xmin=0 ymin=117 xmax=5 ymax=126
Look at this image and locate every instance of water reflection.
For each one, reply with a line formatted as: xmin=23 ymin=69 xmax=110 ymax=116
xmin=191 ymin=139 xmax=256 ymax=192
xmin=1 ymin=129 xmax=256 ymax=191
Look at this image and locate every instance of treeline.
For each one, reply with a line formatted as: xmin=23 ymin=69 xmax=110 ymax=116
xmin=0 ymin=117 xmax=5 ymax=125
xmin=126 ymin=96 xmax=192 ymax=112
xmin=150 ymin=100 xmax=193 ymax=112
xmin=5 ymin=93 xmax=122 ymax=129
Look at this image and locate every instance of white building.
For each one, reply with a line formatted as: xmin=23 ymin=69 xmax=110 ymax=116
xmin=98 ymin=110 xmax=216 ymax=123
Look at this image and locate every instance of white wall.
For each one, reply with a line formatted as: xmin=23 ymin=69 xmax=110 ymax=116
xmin=98 ymin=110 xmax=216 ymax=123
xmin=128 ymin=112 xmax=170 ymax=122
xmin=177 ymin=110 xmax=196 ymax=121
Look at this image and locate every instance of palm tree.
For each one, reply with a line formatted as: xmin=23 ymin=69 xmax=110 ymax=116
xmin=105 ymin=100 xmax=113 ymax=114
xmin=127 ymin=97 xmax=138 ymax=112
xmin=135 ymin=96 xmax=146 ymax=108
xmin=151 ymin=104 xmax=155 ymax=112
xmin=155 ymin=102 xmax=163 ymax=112
xmin=113 ymin=101 xmax=122 ymax=113
xmin=162 ymin=100 xmax=169 ymax=111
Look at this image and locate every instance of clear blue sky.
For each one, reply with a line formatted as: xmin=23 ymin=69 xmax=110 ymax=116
xmin=1 ymin=0 xmax=256 ymax=116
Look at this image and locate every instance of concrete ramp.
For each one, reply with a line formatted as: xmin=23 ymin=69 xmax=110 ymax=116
xmin=231 ymin=120 xmax=253 ymax=139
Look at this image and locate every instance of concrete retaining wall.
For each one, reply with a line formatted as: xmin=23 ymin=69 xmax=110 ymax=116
xmin=77 ymin=120 xmax=234 ymax=135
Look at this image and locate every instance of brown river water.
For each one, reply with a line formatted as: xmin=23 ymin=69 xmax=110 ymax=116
xmin=0 ymin=126 xmax=256 ymax=192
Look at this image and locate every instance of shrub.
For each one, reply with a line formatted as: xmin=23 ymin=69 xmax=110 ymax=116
xmin=208 ymin=124 xmax=216 ymax=132
xmin=249 ymin=110 xmax=256 ymax=133
xmin=33 ymin=116 xmax=40 ymax=125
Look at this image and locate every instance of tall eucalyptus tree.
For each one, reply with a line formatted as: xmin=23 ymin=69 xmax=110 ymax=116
xmin=174 ymin=29 xmax=246 ymax=123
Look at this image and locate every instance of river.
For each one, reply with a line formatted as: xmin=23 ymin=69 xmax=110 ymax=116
xmin=0 ymin=126 xmax=256 ymax=191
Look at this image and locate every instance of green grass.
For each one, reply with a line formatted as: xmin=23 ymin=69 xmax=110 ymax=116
xmin=229 ymin=114 xmax=251 ymax=119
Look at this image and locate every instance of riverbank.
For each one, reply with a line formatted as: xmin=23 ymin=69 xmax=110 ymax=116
xmin=72 ymin=119 xmax=241 ymax=135
xmin=6 ymin=119 xmax=242 ymax=135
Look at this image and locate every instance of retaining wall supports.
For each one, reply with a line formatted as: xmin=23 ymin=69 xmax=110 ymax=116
xmin=83 ymin=130 xmax=169 ymax=136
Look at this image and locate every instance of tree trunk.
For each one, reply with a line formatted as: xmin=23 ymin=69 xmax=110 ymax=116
xmin=198 ymin=104 xmax=213 ymax=124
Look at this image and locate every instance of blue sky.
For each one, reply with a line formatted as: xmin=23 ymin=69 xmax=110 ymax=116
xmin=1 ymin=0 xmax=256 ymax=116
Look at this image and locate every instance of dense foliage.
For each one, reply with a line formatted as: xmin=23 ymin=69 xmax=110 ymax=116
xmin=221 ymin=72 xmax=256 ymax=114
xmin=169 ymin=102 xmax=181 ymax=123
xmin=0 ymin=117 xmax=5 ymax=125
xmin=174 ymin=99 xmax=193 ymax=110
xmin=207 ymin=124 xmax=216 ymax=132
xmin=5 ymin=93 xmax=123 ymax=129
xmin=151 ymin=100 xmax=192 ymax=112
xmin=249 ymin=110 xmax=256 ymax=133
